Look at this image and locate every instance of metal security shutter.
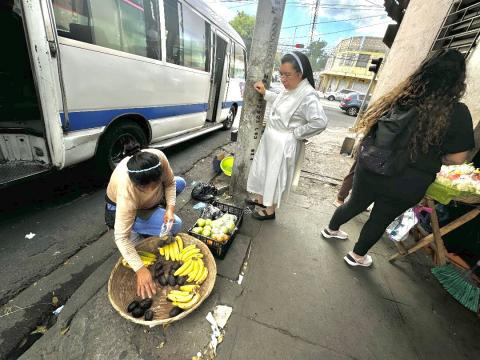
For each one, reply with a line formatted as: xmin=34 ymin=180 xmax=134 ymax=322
xmin=431 ymin=0 xmax=480 ymax=57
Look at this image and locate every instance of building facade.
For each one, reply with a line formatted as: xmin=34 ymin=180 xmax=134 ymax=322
xmin=373 ymin=0 xmax=480 ymax=154
xmin=318 ymin=36 xmax=388 ymax=93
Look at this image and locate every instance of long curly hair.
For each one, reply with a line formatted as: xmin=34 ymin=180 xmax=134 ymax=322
xmin=356 ymin=49 xmax=466 ymax=159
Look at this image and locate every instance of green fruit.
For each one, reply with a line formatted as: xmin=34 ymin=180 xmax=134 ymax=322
xmin=227 ymin=221 xmax=236 ymax=232
xmin=196 ymin=218 xmax=206 ymax=227
xmin=205 ymin=219 xmax=212 ymax=226
xmin=202 ymin=228 xmax=211 ymax=237
xmin=221 ymin=226 xmax=229 ymax=234
xmin=192 ymin=227 xmax=202 ymax=234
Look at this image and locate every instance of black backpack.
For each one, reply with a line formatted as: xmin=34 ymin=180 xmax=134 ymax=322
xmin=358 ymin=106 xmax=417 ymax=176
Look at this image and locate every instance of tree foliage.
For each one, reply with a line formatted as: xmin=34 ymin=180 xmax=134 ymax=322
xmin=229 ymin=11 xmax=255 ymax=55
xmin=305 ymin=40 xmax=329 ymax=72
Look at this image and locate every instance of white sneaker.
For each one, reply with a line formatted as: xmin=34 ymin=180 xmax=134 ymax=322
xmin=321 ymin=227 xmax=349 ymax=240
xmin=344 ymin=251 xmax=373 ymax=267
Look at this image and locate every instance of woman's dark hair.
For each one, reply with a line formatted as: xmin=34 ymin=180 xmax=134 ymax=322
xmin=281 ymin=51 xmax=315 ymax=88
xmin=357 ymin=49 xmax=466 ymax=159
xmin=126 ymin=150 xmax=162 ymax=186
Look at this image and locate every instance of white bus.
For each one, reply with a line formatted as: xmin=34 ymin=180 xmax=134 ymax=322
xmin=0 ymin=0 xmax=246 ymax=185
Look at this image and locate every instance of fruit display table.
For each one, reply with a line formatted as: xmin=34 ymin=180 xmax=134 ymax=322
xmin=389 ymin=164 xmax=480 ymax=266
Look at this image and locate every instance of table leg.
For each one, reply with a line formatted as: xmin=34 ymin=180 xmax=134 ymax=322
xmin=427 ymin=198 xmax=447 ymax=266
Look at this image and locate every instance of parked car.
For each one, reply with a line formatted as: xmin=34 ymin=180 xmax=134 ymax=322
xmin=324 ymin=88 xmax=357 ymax=101
xmin=339 ymin=93 xmax=370 ymax=116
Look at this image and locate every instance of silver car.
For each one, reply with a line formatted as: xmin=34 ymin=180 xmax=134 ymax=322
xmin=324 ymin=89 xmax=358 ymax=101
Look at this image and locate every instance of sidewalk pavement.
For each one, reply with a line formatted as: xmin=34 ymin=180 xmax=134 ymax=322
xmin=19 ymin=129 xmax=480 ymax=360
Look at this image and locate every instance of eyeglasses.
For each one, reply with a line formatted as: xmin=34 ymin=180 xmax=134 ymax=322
xmin=279 ymin=72 xmax=297 ymax=78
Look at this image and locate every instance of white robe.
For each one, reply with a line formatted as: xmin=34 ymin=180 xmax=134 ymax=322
xmin=247 ymin=79 xmax=328 ymax=207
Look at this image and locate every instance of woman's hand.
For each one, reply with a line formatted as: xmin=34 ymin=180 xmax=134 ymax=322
xmin=254 ymin=81 xmax=266 ymax=95
xmin=164 ymin=205 xmax=175 ymax=224
xmin=136 ymin=266 xmax=157 ymax=299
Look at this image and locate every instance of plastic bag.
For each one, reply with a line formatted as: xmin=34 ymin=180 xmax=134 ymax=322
xmin=191 ymin=183 xmax=218 ymax=202
xmin=201 ymin=204 xmax=224 ymax=220
xmin=386 ymin=208 xmax=418 ymax=242
xmin=159 ymin=219 xmax=174 ymax=238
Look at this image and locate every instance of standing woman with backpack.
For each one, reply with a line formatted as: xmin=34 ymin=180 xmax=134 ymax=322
xmin=321 ymin=49 xmax=476 ymax=267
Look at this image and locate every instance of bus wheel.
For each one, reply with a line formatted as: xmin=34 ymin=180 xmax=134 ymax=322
xmin=96 ymin=121 xmax=148 ymax=173
xmin=222 ymin=107 xmax=236 ymax=130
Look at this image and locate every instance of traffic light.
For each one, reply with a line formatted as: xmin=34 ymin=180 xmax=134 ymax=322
xmin=295 ymin=43 xmax=305 ymax=48
xmin=369 ymin=57 xmax=383 ymax=73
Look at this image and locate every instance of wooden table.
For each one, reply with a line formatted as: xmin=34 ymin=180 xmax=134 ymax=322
xmin=389 ymin=197 xmax=480 ymax=266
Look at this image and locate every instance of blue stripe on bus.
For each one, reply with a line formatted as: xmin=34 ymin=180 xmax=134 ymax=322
xmin=61 ymin=103 xmax=209 ymax=131
xmin=222 ymin=101 xmax=244 ymax=109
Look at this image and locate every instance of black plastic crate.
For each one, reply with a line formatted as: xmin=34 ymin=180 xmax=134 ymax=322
xmin=188 ymin=200 xmax=244 ymax=259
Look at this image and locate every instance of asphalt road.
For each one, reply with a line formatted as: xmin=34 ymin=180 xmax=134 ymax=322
xmin=0 ymin=107 xmax=351 ymax=305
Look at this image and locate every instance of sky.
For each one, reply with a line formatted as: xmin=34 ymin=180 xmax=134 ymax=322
xmin=204 ymin=0 xmax=395 ymax=53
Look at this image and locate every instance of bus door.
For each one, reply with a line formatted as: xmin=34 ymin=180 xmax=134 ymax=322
xmin=0 ymin=1 xmax=64 ymax=186
xmin=207 ymin=33 xmax=227 ymax=122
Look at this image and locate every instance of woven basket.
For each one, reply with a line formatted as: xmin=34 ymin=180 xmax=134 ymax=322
xmin=108 ymin=233 xmax=217 ymax=327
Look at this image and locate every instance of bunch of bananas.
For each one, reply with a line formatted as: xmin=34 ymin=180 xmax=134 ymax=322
xmin=121 ymin=251 xmax=157 ymax=269
xmin=158 ymin=235 xmax=184 ymax=261
xmin=173 ymin=254 xmax=208 ymax=285
xmin=167 ymin=285 xmax=201 ymax=310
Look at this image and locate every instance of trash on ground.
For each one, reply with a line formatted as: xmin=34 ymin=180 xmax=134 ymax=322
xmin=212 ymin=305 xmax=232 ymax=329
xmin=191 ymin=183 xmax=218 ymax=202
xmin=25 ymin=232 xmax=36 ymax=239
xmin=53 ymin=305 xmax=64 ymax=316
xmin=193 ymin=202 xmax=207 ymax=210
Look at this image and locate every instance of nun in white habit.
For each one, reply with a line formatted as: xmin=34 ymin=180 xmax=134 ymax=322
xmin=246 ymin=51 xmax=328 ymax=220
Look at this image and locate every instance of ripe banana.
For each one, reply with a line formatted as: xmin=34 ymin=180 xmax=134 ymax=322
xmin=172 ymin=241 xmax=180 ymax=261
xmin=196 ymin=267 xmax=208 ymax=285
xmin=173 ymin=293 xmax=200 ymax=310
xmin=181 ymin=244 xmax=196 ymax=253
xmin=176 ymin=236 xmax=184 ymax=252
xmin=165 ymin=244 xmax=170 ymax=261
xmin=174 ymin=259 xmax=194 ymax=277
xmin=167 ymin=291 xmax=194 ymax=303
xmin=180 ymin=285 xmax=199 ymax=292
xmin=181 ymin=248 xmax=200 ymax=261
xmin=184 ymin=253 xmax=204 ymax=262
xmin=193 ymin=261 xmax=205 ymax=282
xmin=187 ymin=260 xmax=200 ymax=282
xmin=159 ymin=247 xmax=164 ymax=256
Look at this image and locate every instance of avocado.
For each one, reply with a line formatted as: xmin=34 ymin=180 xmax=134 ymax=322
xmin=127 ymin=300 xmax=139 ymax=313
xmin=144 ymin=309 xmax=154 ymax=321
xmin=131 ymin=307 xmax=145 ymax=318
xmin=169 ymin=307 xmax=183 ymax=318
xmin=139 ymin=298 xmax=153 ymax=310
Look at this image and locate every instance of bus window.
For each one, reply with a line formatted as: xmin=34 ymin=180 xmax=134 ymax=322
xmin=118 ymin=0 xmax=161 ymax=60
xmin=234 ymin=44 xmax=245 ymax=79
xmin=52 ymin=0 xmax=93 ymax=43
xmin=165 ymin=0 xmax=183 ymax=66
xmin=89 ymin=0 xmax=122 ymax=52
xmin=182 ymin=6 xmax=206 ymax=71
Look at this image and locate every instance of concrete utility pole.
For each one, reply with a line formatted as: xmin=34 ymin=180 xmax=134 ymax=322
xmin=230 ymin=0 xmax=286 ymax=196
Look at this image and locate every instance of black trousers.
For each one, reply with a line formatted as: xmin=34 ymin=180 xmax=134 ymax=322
xmin=329 ymin=164 xmax=430 ymax=256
